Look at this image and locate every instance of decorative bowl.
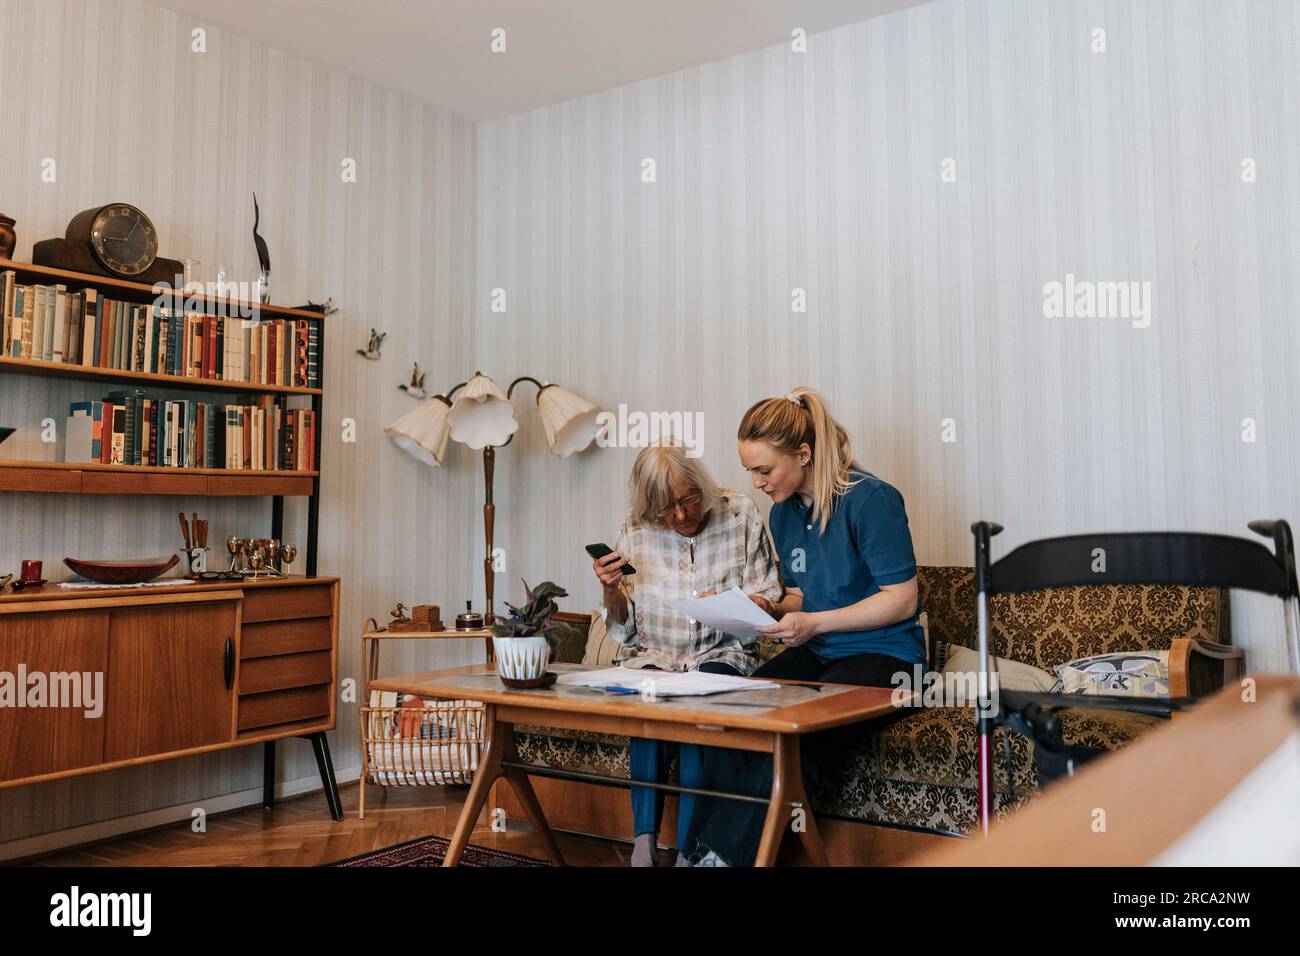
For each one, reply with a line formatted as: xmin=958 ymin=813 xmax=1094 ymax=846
xmin=64 ymin=554 xmax=180 ymax=585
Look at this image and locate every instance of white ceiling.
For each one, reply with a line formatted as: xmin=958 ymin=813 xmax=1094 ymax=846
xmin=152 ymin=0 xmax=935 ymax=121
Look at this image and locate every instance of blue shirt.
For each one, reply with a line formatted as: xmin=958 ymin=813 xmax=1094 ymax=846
xmin=768 ymin=472 xmax=924 ymax=664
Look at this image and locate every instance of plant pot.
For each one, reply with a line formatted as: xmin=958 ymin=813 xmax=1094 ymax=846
xmin=492 ymin=635 xmax=552 ymax=686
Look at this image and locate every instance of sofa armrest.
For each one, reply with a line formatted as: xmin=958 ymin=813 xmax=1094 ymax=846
xmin=1168 ymin=638 xmax=1243 ymax=699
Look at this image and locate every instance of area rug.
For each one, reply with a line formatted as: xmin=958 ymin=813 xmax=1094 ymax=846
xmin=329 ymin=833 xmax=552 ymax=867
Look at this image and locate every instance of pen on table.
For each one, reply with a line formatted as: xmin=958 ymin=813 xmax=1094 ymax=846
xmin=602 ymin=685 xmax=641 ymax=695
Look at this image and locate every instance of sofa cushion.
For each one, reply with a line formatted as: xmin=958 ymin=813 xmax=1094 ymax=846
xmin=1051 ymin=650 xmax=1170 ymax=698
xmin=580 ymin=610 xmax=623 ymax=667
xmin=940 ymin=642 xmax=1057 ymax=693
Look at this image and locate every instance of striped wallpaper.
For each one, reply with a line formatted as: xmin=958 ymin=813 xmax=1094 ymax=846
xmin=474 ymin=0 xmax=1300 ymax=674
xmin=0 ymin=0 xmax=478 ymax=850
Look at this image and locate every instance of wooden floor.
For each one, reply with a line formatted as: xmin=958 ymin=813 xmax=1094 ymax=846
xmin=16 ymin=781 xmax=646 ymax=867
xmin=17 ymin=778 xmax=952 ymax=867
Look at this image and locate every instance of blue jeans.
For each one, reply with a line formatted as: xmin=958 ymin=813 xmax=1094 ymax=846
xmin=684 ymin=647 xmax=915 ymax=865
xmin=629 ymin=660 xmax=740 ymax=847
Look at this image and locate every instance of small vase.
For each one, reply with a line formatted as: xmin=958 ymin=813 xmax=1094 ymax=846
xmin=491 ymin=635 xmax=552 ymax=687
xmin=0 ymin=215 xmax=15 ymax=260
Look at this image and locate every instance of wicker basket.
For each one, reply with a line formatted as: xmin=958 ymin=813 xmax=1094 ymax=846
xmin=360 ymin=693 xmax=486 ymax=788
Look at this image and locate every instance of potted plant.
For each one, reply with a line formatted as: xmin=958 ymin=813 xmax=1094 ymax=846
xmin=491 ymin=580 xmax=576 ymax=687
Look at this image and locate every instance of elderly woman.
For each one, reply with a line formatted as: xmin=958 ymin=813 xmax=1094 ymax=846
xmin=592 ymin=441 xmax=782 ymax=866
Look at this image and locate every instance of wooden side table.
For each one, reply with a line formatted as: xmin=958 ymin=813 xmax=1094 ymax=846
xmin=361 ymin=620 xmax=492 ymax=687
xmin=358 ymin=619 xmax=493 ymax=819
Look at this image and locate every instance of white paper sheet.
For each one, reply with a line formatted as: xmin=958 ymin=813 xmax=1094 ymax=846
xmin=555 ymin=666 xmax=777 ymax=697
xmin=670 ymin=586 xmax=777 ymax=642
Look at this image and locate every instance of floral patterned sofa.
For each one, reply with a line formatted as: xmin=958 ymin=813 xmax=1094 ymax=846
xmin=505 ymin=566 xmax=1235 ymax=838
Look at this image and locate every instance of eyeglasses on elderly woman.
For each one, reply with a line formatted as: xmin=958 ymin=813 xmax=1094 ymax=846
xmin=654 ymin=492 xmax=703 ymax=519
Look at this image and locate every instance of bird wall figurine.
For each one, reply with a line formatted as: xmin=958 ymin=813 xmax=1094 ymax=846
xmin=252 ymin=192 xmax=271 ymax=302
xmin=356 ymin=328 xmax=387 ymax=360
xmin=398 ymin=363 xmax=428 ymax=399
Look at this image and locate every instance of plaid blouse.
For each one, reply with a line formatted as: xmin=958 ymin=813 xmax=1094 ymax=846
xmin=605 ymin=491 xmax=784 ymax=675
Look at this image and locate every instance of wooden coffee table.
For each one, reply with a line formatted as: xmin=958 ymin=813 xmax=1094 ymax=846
xmin=368 ymin=662 xmax=909 ymax=866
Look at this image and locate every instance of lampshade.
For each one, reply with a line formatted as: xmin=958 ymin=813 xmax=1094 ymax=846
xmin=537 ymin=384 xmax=605 ymax=457
xmin=446 ymin=372 xmax=519 ymax=449
xmin=385 ymin=395 xmax=452 ymax=467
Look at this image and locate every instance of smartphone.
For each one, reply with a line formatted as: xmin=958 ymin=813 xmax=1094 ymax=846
xmin=585 ymin=543 xmax=636 ymax=576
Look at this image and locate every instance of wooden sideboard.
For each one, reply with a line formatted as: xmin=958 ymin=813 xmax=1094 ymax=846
xmin=0 ymin=575 xmax=342 ymax=820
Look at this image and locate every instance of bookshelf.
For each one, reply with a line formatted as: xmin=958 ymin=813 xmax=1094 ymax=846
xmin=0 ymin=257 xmax=326 ymax=574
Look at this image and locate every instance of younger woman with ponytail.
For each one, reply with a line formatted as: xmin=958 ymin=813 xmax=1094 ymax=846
xmin=684 ymin=388 xmax=923 ymax=866
xmin=740 ymin=387 xmax=923 ymax=680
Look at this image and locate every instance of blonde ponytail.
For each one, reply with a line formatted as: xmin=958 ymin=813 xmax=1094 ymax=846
xmin=737 ymin=388 xmax=861 ymax=533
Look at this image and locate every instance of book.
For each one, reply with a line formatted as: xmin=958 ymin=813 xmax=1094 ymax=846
xmin=198 ymin=316 xmax=208 ymax=378
xmin=267 ymin=321 xmax=278 ymax=386
xmin=249 ymin=323 xmax=259 ymax=385
xmin=204 ymin=402 xmax=215 ymax=467
xmin=65 ymin=401 xmax=99 ymax=463
xmin=90 ymin=401 xmax=104 ymax=460
xmin=215 ymin=316 xmax=224 ymax=380
xmin=0 ymin=271 xmax=14 ymax=356
xmin=178 ymin=401 xmax=187 ymax=467
xmin=164 ymin=401 xmax=173 ymax=467
xmin=281 ymin=409 xmax=294 ymax=470
xmin=108 ymin=404 xmax=126 ymax=464
xmin=144 ymin=307 xmax=156 ymax=374
xmin=81 ymin=289 xmax=97 ymax=366
xmin=106 ymin=389 xmax=143 ymax=466
xmin=306 ymin=320 xmax=320 ymax=388
xmin=166 ymin=308 xmax=179 ymax=376
xmin=96 ymin=295 xmax=109 ymax=368
xmin=149 ymin=399 xmax=160 ymax=466
xmin=133 ymin=307 xmax=147 ymax=373
xmin=99 ymin=402 xmax=113 ymax=463
xmin=107 ymin=299 xmax=119 ymax=369
xmin=67 ymin=291 xmax=82 ymax=364
xmin=202 ymin=316 xmax=211 ymax=379
xmin=65 ymin=412 xmax=94 ymax=463
xmin=18 ymin=286 xmax=34 ymax=359
xmin=31 ymin=286 xmax=46 ymax=360
xmin=306 ymin=408 xmax=316 ymax=470
xmin=140 ymin=398 xmax=150 ymax=465
xmin=43 ymin=285 xmax=56 ymax=361
xmin=157 ymin=308 xmax=169 ymax=375
xmin=187 ymin=314 xmax=199 ymax=378
xmin=51 ymin=285 xmax=67 ymax=362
